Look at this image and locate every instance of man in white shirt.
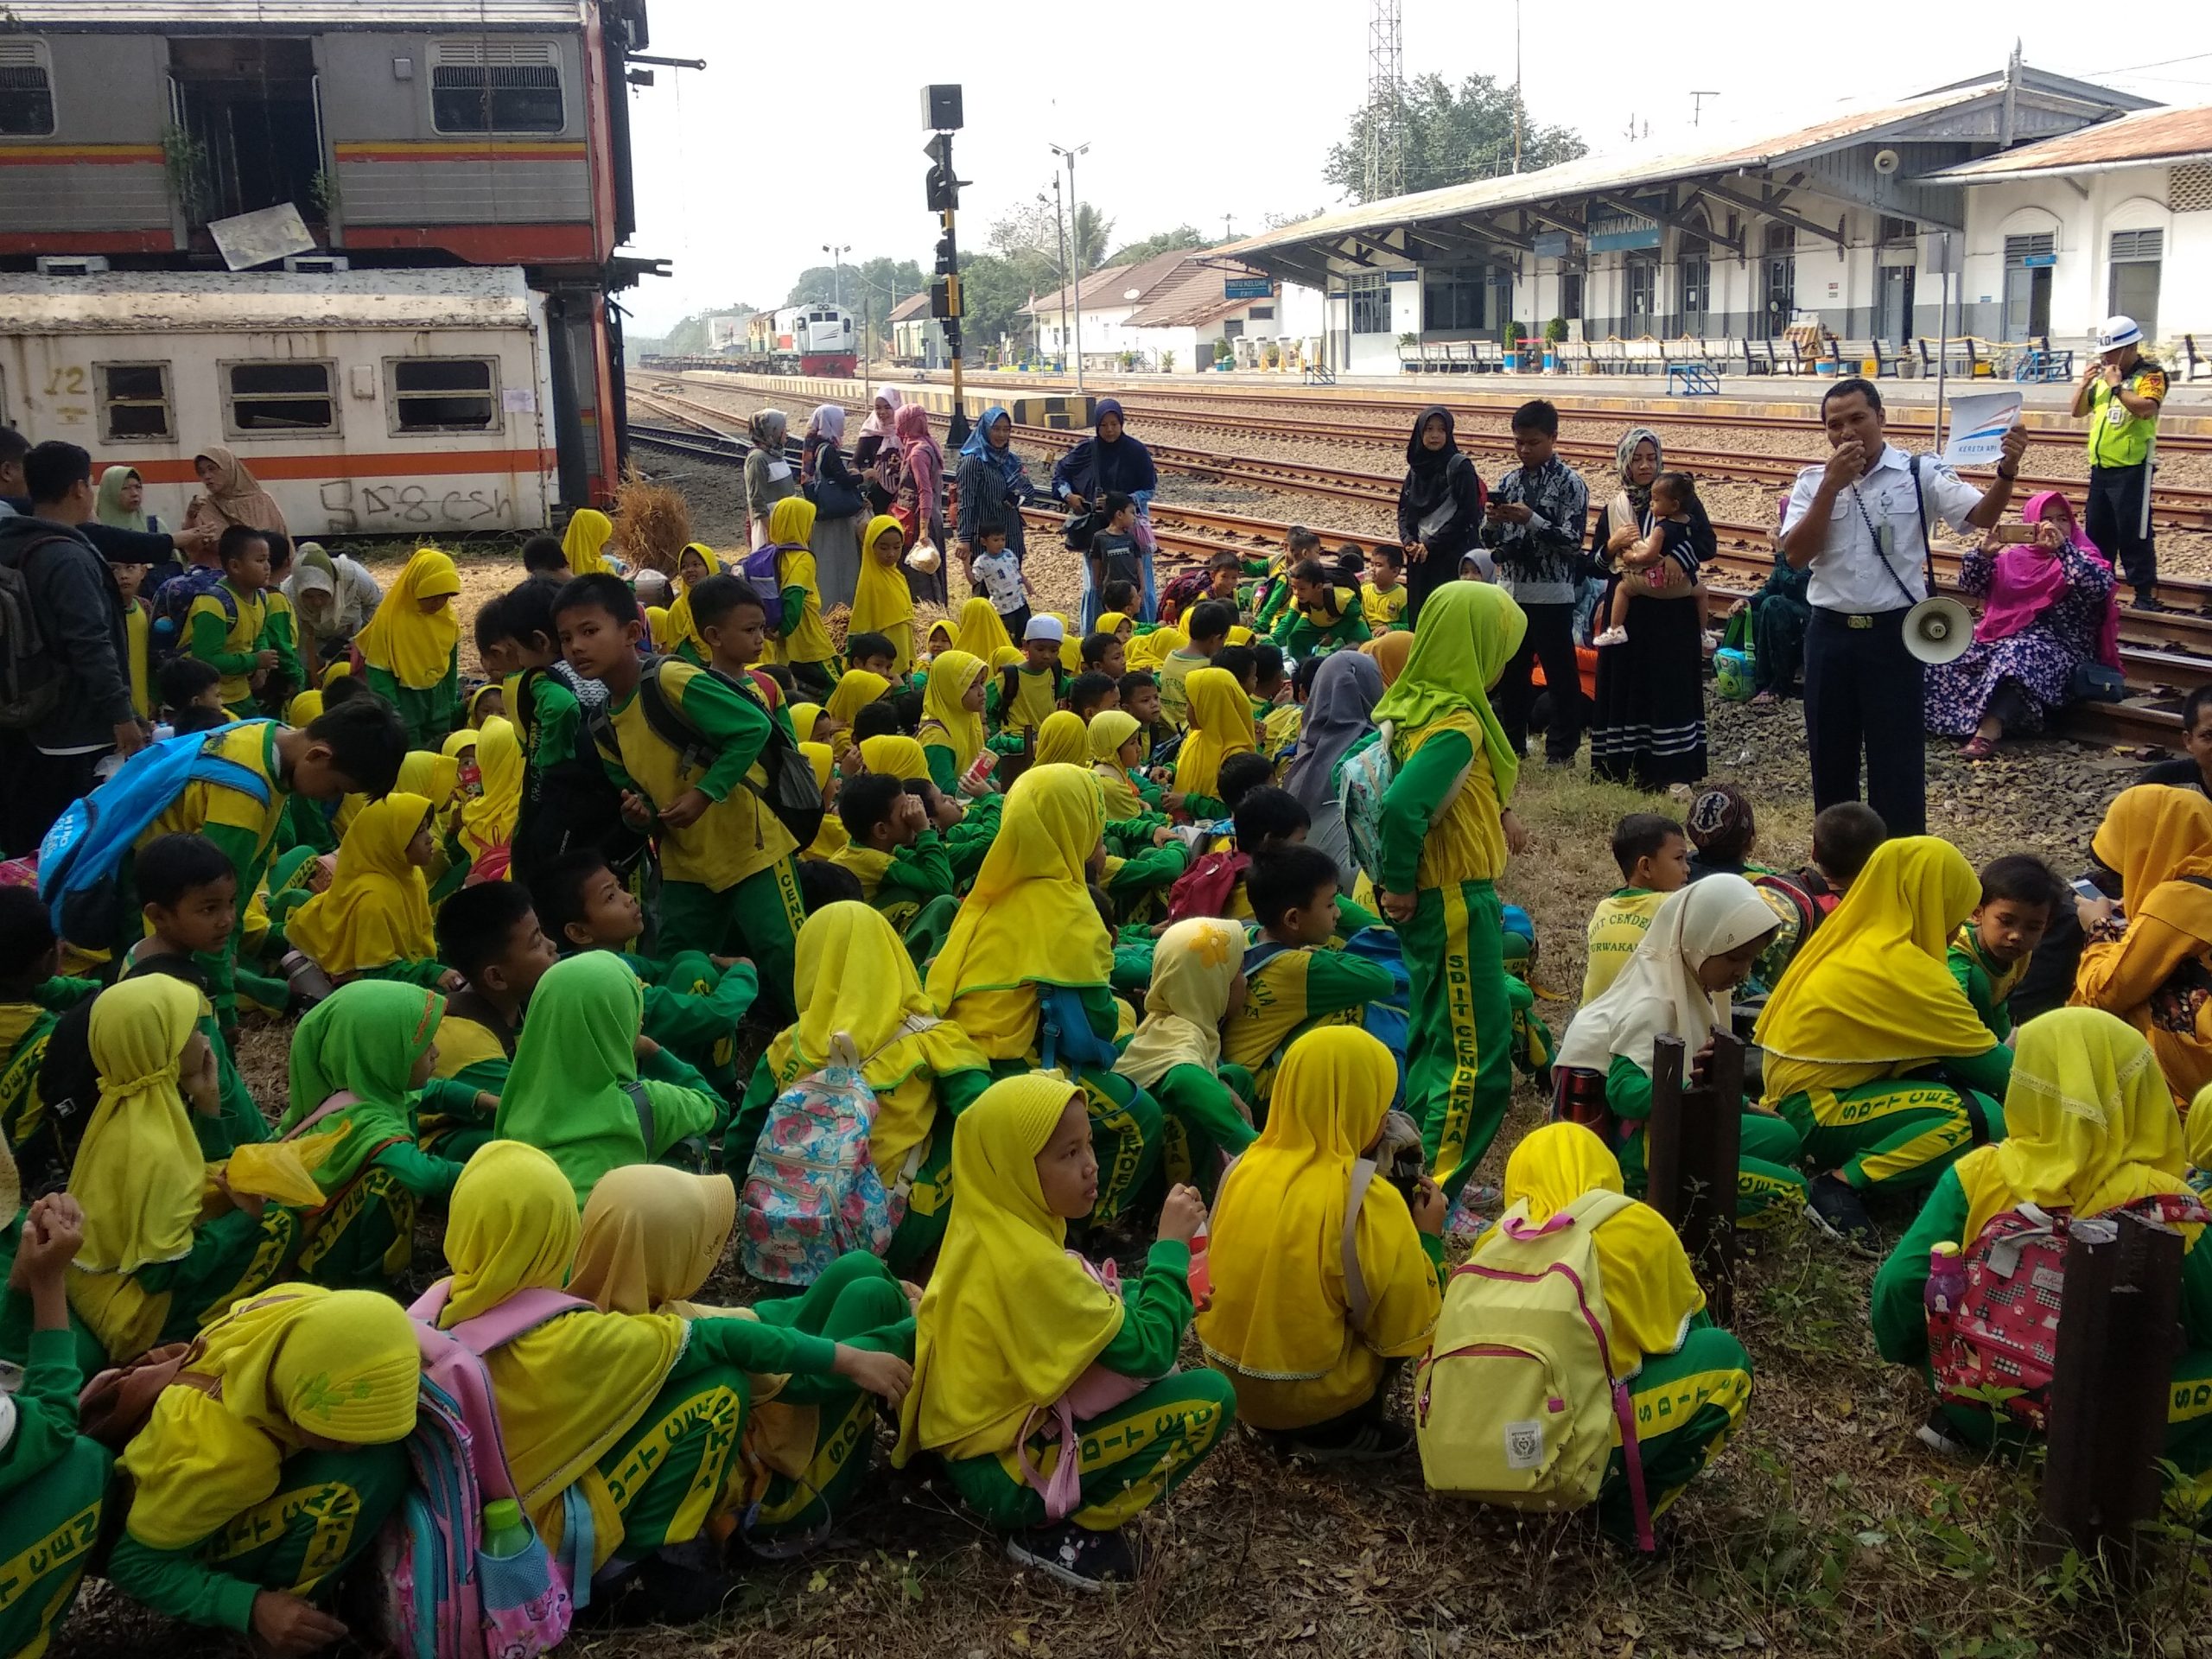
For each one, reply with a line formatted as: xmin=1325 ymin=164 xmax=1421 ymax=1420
xmin=1780 ymin=378 xmax=2027 ymax=836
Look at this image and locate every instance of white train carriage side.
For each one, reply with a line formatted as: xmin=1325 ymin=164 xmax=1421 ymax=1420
xmin=0 ymin=267 xmax=558 ymax=539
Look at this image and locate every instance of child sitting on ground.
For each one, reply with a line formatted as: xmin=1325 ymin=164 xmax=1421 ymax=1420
xmin=1160 ymin=601 xmax=1235 ymax=730
xmin=158 ymin=654 xmax=227 ymax=735
xmin=1583 ymin=813 xmax=1692 ymax=1001
xmin=1080 ymin=631 xmax=1127 ymax=682
xmin=1685 ymin=784 xmax=1768 ymax=881
xmin=1362 ymin=543 xmax=1409 ymax=633
xmin=1277 ymin=555 xmax=1371 ymax=657
xmin=522 ymin=532 xmax=569 ymax=582
xmin=1204 ymin=552 xmax=1244 ymax=611
xmin=1948 ymin=854 xmax=2063 ymax=1046
xmin=1802 ymin=800 xmax=1888 ymax=907
xmin=830 ymin=772 xmax=956 ymax=938
xmin=283 ymin=793 xmax=454 ymax=988
xmin=1595 ymin=471 xmax=1705 ymax=648
xmin=1120 ymin=670 xmax=1173 ymax=762
xmin=415 ymin=880 xmax=560 ymax=1160
xmin=991 ymin=615 xmax=1071 ymax=737
xmin=1112 ymin=917 xmax=1259 ymax=1199
xmin=1068 ymin=671 xmax=1119 ymax=721
xmin=0 ymin=887 xmax=97 ymax=1170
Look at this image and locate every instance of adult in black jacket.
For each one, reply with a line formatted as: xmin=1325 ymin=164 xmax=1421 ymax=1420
xmin=1395 ymin=404 xmax=1485 ymax=622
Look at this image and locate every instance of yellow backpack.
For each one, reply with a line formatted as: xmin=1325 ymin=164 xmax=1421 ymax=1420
xmin=1413 ymin=1188 xmax=1655 ymax=1549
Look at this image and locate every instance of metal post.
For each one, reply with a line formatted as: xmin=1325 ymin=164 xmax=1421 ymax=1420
xmin=1935 ymin=231 xmax=1951 ymax=446
xmin=1645 ymin=1033 xmax=1744 ymax=1325
xmin=1052 ymin=176 xmax=1071 ymax=368
xmin=1052 ymin=141 xmax=1090 ymax=392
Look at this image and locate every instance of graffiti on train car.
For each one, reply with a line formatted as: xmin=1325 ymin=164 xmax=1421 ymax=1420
xmin=319 ymin=480 xmax=519 ymax=534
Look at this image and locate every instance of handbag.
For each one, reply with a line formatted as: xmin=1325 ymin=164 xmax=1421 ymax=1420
xmin=804 ymin=445 xmax=865 ymax=518
xmin=2069 ymin=658 xmax=2126 ymax=704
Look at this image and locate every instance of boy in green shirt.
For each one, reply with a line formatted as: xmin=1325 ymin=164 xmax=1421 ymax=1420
xmin=1948 ymin=854 xmax=2062 ymax=1046
xmin=416 ymin=880 xmax=560 ymax=1159
xmin=1583 ymin=813 xmax=1689 ymax=1003
xmin=1158 ymin=601 xmax=1235 ymax=732
xmin=829 ymin=772 xmax=955 ymax=935
xmin=989 ymin=614 xmax=1071 ymax=738
xmin=1275 ymin=557 xmax=1371 ymax=656
xmin=188 ymin=527 xmax=280 ymax=715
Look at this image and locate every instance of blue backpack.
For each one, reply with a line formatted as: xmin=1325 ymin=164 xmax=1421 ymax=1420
xmin=38 ymin=721 xmax=271 ymax=941
xmin=148 ymin=564 xmax=236 ymax=663
xmin=741 ymin=543 xmax=790 ymax=632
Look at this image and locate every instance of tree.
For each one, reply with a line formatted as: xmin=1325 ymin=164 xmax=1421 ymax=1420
xmin=1106 ymin=224 xmax=1215 ymax=265
xmin=1324 ymin=72 xmax=1586 ymax=201
xmin=988 ymin=198 xmax=1115 ymax=282
xmin=658 ymin=302 xmax=759 ymax=355
xmin=786 ymin=256 xmax=924 ymax=340
xmin=953 ymin=251 xmax=1035 ymax=358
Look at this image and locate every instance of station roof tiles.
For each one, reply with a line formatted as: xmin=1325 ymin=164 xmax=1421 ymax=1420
xmin=1918 ymin=104 xmax=2212 ymax=180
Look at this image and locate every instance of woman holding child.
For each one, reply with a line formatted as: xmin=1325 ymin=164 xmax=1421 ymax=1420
xmin=1588 ymin=428 xmax=1712 ymax=791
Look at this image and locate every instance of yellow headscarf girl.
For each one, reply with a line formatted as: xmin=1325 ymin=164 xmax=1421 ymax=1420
xmin=860 ymin=733 xmax=931 ymax=783
xmin=431 ymin=1141 xmax=688 ymax=1567
xmin=852 ymin=514 xmax=916 ymax=671
xmin=1196 ymin=1027 xmax=1439 ymax=1426
xmin=356 ymin=549 xmax=461 ymax=689
xmin=767 ymin=493 xmax=817 ymax=549
xmin=798 ymin=741 xmax=844 ymax=859
xmin=1126 ymin=626 xmax=1183 ymax=671
xmin=789 ymin=702 xmax=823 ymax=744
xmin=925 ymin=765 xmax=1111 ymax=1058
xmin=1370 ymin=628 xmax=1414 ymax=688
xmin=825 ymin=669 xmax=892 ymax=745
xmin=458 ymin=715 xmax=523 ymax=862
xmin=120 ymin=1287 xmax=420 ymax=1553
xmin=1096 ymin=611 xmax=1133 ymax=641
xmin=286 ymin=791 xmax=437 ymax=976
xmin=1175 ymin=666 xmax=1257 ymax=800
xmin=563 ymin=507 xmax=614 ymax=575
xmin=69 ymin=974 xmax=206 ymax=1279
xmin=1088 ymin=709 xmax=1147 ymax=819
xmin=285 ymin=688 xmax=323 ymax=725
xmin=951 ymin=595 xmax=1013 ymax=662
xmin=572 ymin=1166 xmax=737 ymax=1319
xmin=645 ymin=604 xmax=675 ymax=653
xmin=893 ymin=1074 xmax=1127 ymax=1463
xmin=1114 ymin=917 xmax=1243 ymax=1090
xmin=768 ymin=902 xmax=990 ymax=1179
xmin=918 ymin=649 xmax=988 ymax=777
xmin=663 ymin=542 xmax=721 ymax=661
xmin=1032 ymin=709 xmax=1090 ymax=769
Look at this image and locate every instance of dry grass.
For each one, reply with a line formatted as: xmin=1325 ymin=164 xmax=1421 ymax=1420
xmin=612 ymin=468 xmax=696 ymax=574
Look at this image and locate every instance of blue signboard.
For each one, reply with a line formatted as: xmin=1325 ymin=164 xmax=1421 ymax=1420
xmin=2021 ymin=252 xmax=2056 ymax=269
xmin=1532 ymin=231 xmax=1570 ymax=257
xmin=1589 ymin=226 xmax=1662 ymax=252
xmin=1223 ymin=276 xmax=1274 ymax=299
xmin=1385 ymin=269 xmax=1417 ymax=283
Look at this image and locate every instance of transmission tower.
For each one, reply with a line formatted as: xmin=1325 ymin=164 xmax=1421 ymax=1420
xmin=1363 ymin=0 xmax=1403 ymax=201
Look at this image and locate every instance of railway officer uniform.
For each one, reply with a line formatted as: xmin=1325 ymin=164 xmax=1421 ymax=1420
xmin=2075 ymin=315 xmax=2167 ymax=608
xmin=1782 ymin=386 xmax=2022 ymax=837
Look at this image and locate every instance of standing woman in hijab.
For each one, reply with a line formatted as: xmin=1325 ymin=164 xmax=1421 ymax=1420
xmin=954 ymin=406 xmax=1032 ymax=589
xmin=1283 ymin=650 xmax=1384 ymax=891
xmin=894 ymin=402 xmax=948 ymax=605
xmin=801 ymin=404 xmax=866 ymax=609
xmin=1394 ymin=406 xmax=1484 ymax=624
xmin=1588 ymin=426 xmax=1713 ymax=791
xmin=283 ymin=542 xmax=381 ymax=665
xmin=1052 ymin=399 xmax=1160 ymax=626
xmin=356 ymin=548 xmax=463 ymax=747
xmin=97 ymin=463 xmax=162 ymax=534
xmin=745 ymin=409 xmax=799 ymax=550
xmin=183 ymin=445 xmax=289 ymax=538
xmin=855 ymin=388 xmax=906 ymax=515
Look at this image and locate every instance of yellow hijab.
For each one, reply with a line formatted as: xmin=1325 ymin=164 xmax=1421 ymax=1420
xmin=1371 ymin=628 xmax=1414 ymax=687
xmin=563 ymin=507 xmax=614 ymax=575
xmin=434 ymin=1141 xmax=686 ymax=1548
xmin=356 ymin=549 xmax=461 ymax=688
xmin=439 ymin=728 xmax=478 ymax=764
xmin=1127 ymin=626 xmax=1183 ymax=671
xmin=1044 ymin=613 xmax=1083 ymax=672
xmin=1499 ymin=1122 xmax=1704 ymax=1360
xmin=572 ymin=1166 xmax=737 ymax=1318
xmin=1088 ymin=709 xmax=1147 ymax=819
xmin=1754 ymin=836 xmax=1995 ymax=1067
xmin=952 ymin=595 xmax=1013 ymax=661
xmin=121 ymin=1287 xmax=420 ymax=1551
xmin=918 ymin=649 xmax=987 ymax=771
xmin=1198 ymin=1027 xmax=1433 ymax=1378
xmin=321 ymin=658 xmax=353 ymax=688
xmin=853 ymin=514 xmax=915 ymax=639
xmin=826 ymin=668 xmax=892 ymax=732
xmin=893 ymin=1074 xmax=1124 ymax=1463
xmin=398 ymin=748 xmax=460 ymax=809
xmin=1096 ymin=611 xmax=1133 ymax=639
xmin=286 ymin=792 xmax=436 ymax=976
xmin=70 ymin=974 xmax=203 ymax=1274
xmin=2094 ymin=785 xmax=2212 ymax=939
xmin=927 ymin=765 xmax=1112 ymax=1014
xmin=1958 ymin=1007 xmax=2201 ymax=1246
xmin=459 ymin=716 xmax=523 ymax=860
xmin=1033 ymin=709 xmax=1090 ymax=769
xmin=860 ymin=734 xmax=931 ymax=782
xmin=768 ymin=493 xmax=817 ymax=549
xmin=1176 ymin=666 xmax=1257 ymax=799
xmin=789 ymin=702 xmax=823 ymax=744
xmin=663 ymin=543 xmax=719 ymax=658
xmin=285 ymin=689 xmax=323 ymax=725
xmin=1114 ymin=917 xmax=1243 ymax=1089
xmin=645 ymin=604 xmax=674 ymax=652
xmin=768 ymin=901 xmax=990 ymax=1175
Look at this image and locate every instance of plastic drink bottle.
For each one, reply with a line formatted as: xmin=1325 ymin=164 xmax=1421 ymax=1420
xmin=1924 ymin=1240 xmax=1967 ymax=1340
xmin=1185 ymin=1227 xmax=1212 ymax=1302
xmin=482 ymin=1497 xmax=531 ymax=1559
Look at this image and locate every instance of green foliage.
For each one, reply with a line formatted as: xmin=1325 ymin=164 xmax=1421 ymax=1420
xmin=161 ymin=124 xmax=210 ymax=221
xmin=1106 ymin=224 xmax=1217 ymax=266
xmin=951 ymin=251 xmax=1034 ymax=357
xmin=1504 ymin=320 xmax=1525 ymax=346
xmin=1325 ymin=72 xmax=1586 ymax=202
xmin=786 ymin=256 xmax=925 ymax=339
xmin=1545 ymin=315 xmax=1568 ymax=343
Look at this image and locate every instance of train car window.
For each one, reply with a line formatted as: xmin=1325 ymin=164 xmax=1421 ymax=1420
xmin=389 ymin=358 xmax=499 ymax=434
xmin=224 ymin=361 xmax=336 ymax=436
xmin=0 ymin=45 xmax=55 ymax=137
xmin=98 ymin=363 xmax=173 ymax=442
xmin=430 ymin=61 xmax=564 ymax=134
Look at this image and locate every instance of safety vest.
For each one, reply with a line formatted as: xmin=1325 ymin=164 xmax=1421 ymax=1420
xmin=2087 ymin=362 xmax=2167 ymax=469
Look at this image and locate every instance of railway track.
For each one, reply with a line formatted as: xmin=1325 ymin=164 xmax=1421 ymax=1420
xmin=626 ymin=395 xmax=2196 ymax=747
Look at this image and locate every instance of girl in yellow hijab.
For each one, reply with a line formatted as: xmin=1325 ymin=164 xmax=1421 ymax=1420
xmin=951 ymin=594 xmax=1014 ymax=663
xmin=563 ymin=506 xmax=615 ymax=575
xmin=109 ymin=1287 xmax=423 ymax=1637
xmin=735 ymin=902 xmax=992 ymax=1271
xmin=1478 ymin=1122 xmax=1751 ymax=1541
xmin=1174 ymin=667 xmax=1257 ymax=811
xmin=1112 ymin=917 xmax=1256 ymax=1196
xmin=918 ymin=648 xmax=988 ymax=795
xmin=430 ymin=1141 xmax=906 ymax=1585
xmin=891 ymin=1074 xmax=1234 ymax=1588
xmin=822 ymin=668 xmax=892 ymax=762
xmin=285 ymin=792 xmax=441 ymax=982
xmin=2072 ymin=785 xmax=2212 ymax=1104
xmin=663 ymin=542 xmax=721 ymax=664
xmin=572 ymin=1165 xmax=916 ymax=1544
xmin=798 ymin=740 xmax=845 ymax=861
xmin=65 ymin=975 xmax=307 ymax=1361
xmin=357 ymin=547 xmax=463 ymax=746
xmin=1198 ymin=1027 xmax=1443 ymax=1444
xmin=852 ymin=514 xmax=916 ymax=675
xmin=1872 ymin=1009 xmax=2212 ymax=1470
xmin=1756 ymin=837 xmax=2012 ymax=1248
xmin=765 ymin=496 xmax=836 ymax=699
xmin=1089 ymin=708 xmax=1163 ymax=826
xmin=925 ymin=766 xmax=1159 ymax=1219
xmin=457 ymin=715 xmax=524 ymax=874
xmin=1032 ymin=709 xmax=1090 ymax=770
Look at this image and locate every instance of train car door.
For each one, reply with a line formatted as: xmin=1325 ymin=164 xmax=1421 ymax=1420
xmin=166 ymin=38 xmax=327 ymax=242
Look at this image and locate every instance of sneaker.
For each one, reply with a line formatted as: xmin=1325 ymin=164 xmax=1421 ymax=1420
xmin=2133 ymin=591 xmax=2169 ymax=613
xmin=1006 ymin=1521 xmax=1139 ymax=1592
xmin=1593 ymin=626 xmax=1629 ymax=646
xmin=1802 ymin=1174 xmax=1882 ymax=1255
xmin=1287 ymin=1419 xmax=1414 ymax=1465
xmin=1915 ymin=1406 xmax=1969 ymax=1457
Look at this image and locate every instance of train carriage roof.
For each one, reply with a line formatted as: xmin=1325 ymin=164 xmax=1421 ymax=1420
xmin=0 ymin=267 xmax=534 ymax=334
xmin=3 ymin=0 xmax=588 ymax=29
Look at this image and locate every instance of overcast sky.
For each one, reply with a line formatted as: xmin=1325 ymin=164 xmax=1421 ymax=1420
xmin=623 ymin=3 xmax=2212 ymax=334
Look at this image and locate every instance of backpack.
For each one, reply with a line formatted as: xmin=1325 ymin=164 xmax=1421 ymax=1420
xmin=0 ymin=530 xmax=69 ymax=730
xmin=1929 ymin=1193 xmax=2207 ymax=1432
xmin=1338 ymin=721 xmax=1396 ymax=886
xmin=37 ymin=721 xmax=270 ymax=942
xmin=1746 ymin=872 xmax=1827 ymax=995
xmin=1713 ymin=608 xmax=1756 ymax=702
xmin=1414 ymin=1188 xmax=1655 ymax=1550
xmin=1157 ymin=568 xmax=1211 ymax=624
xmin=378 ymin=1283 xmax=587 ymax=1659
xmin=149 ymin=564 xmax=236 ymax=664
xmin=738 ymin=1028 xmax=928 ymax=1285
xmin=1166 ymin=849 xmax=1249 ymax=925
xmin=740 ymin=544 xmax=788 ymax=632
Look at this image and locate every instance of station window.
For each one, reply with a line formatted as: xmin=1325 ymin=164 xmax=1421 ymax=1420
xmin=0 ymin=43 xmax=54 ymax=137
xmin=1348 ymin=273 xmax=1389 ymax=335
xmin=1421 ymin=265 xmax=1491 ymax=333
xmin=225 ymin=360 xmax=335 ymax=436
xmin=430 ymin=41 xmax=564 ymax=134
xmin=97 ymin=362 xmax=173 ymax=442
xmin=389 ymin=358 xmax=500 ymax=433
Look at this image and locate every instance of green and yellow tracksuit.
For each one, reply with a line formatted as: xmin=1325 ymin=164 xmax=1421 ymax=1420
xmin=624 ymin=949 xmax=759 ymax=1101
xmin=1150 ymin=1061 xmax=1258 ymax=1202
xmin=1274 ymin=585 xmax=1370 ymax=657
xmin=0 ymin=1278 xmax=111 ymax=1659
xmin=1764 ymin=1043 xmax=2012 ymax=1196
xmin=0 ymin=979 xmax=98 ymax=1164
xmin=187 ymin=580 xmax=271 ymax=715
xmin=1583 ymin=887 xmax=1666 ymax=1003
xmin=1599 ymin=1316 xmax=1755 ymax=1544
xmin=364 ymin=646 xmax=461 ymax=750
xmin=1947 ymin=929 xmax=2028 ymax=1046
xmin=1601 ymin=1052 xmax=1809 ymax=1226
xmin=1223 ymin=938 xmax=1398 ymax=1108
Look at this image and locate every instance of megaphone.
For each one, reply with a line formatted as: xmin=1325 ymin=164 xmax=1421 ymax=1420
xmin=1904 ymin=596 xmax=1974 ymax=664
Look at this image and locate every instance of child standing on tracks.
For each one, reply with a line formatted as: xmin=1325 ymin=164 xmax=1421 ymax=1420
xmin=967 ymin=516 xmax=1033 ymax=645
xmin=552 ymin=571 xmax=806 ymax=1018
xmin=1482 ymin=400 xmax=1590 ymax=766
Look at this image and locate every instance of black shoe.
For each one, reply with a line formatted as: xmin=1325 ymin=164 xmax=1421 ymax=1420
xmin=1916 ymin=1405 xmax=1970 ymax=1457
xmin=1803 ymin=1174 xmax=1882 ymax=1255
xmin=577 ymin=1550 xmax=739 ymax=1629
xmin=2133 ymin=591 xmax=2168 ymax=613
xmin=1006 ymin=1521 xmax=1139 ymax=1592
xmin=1287 ymin=1418 xmax=1414 ymax=1465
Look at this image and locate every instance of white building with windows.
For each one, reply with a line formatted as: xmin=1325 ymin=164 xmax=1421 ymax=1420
xmin=1020 ymin=251 xmax=1298 ymax=370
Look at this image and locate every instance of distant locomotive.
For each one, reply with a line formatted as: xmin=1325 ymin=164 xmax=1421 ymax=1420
xmin=738 ymin=305 xmax=859 ymax=375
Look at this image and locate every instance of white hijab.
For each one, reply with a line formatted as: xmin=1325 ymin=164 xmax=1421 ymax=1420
xmin=1556 ymin=874 xmax=1780 ymax=1074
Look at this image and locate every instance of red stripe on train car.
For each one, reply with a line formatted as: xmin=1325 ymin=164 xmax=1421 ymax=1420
xmin=340 ymin=224 xmax=599 ymax=262
xmin=118 ymin=448 xmax=558 ymax=486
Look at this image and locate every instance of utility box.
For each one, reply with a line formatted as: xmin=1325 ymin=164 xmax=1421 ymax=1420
xmin=920 ymin=84 xmax=963 ymax=130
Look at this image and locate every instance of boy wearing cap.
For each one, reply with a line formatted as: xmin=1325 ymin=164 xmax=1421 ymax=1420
xmin=2072 ymin=315 xmax=2167 ymax=609
xmin=990 ymin=613 xmax=1071 ymax=735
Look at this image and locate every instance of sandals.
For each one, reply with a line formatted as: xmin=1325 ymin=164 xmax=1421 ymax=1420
xmin=1959 ymin=735 xmax=1999 ymax=761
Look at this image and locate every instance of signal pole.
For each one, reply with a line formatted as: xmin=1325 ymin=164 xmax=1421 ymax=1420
xmin=922 ymin=85 xmax=969 ymax=447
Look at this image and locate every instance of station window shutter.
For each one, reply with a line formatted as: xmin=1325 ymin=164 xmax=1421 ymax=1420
xmin=430 ymin=38 xmax=564 ymax=134
xmin=2107 ymin=229 xmax=2164 ymax=264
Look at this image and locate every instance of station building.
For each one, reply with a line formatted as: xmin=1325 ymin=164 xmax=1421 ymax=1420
xmin=1019 ymin=250 xmax=1300 ymax=372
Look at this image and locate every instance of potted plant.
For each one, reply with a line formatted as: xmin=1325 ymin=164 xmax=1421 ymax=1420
xmin=1263 ymin=341 xmax=1281 ymax=370
xmin=1161 ymin=349 xmax=1176 ymax=373
xmin=1214 ymin=339 xmax=1233 ymax=372
xmin=1120 ymin=350 xmax=1135 ymax=370
xmin=1503 ymin=321 xmax=1525 ymax=372
xmin=1543 ymin=316 xmax=1567 ymax=372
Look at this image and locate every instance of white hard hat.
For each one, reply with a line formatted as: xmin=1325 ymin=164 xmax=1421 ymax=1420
xmin=2097 ymin=315 xmax=2143 ymax=352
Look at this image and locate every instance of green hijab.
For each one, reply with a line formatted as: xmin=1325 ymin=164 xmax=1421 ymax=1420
xmin=282 ymin=980 xmax=446 ymax=1189
xmin=1370 ymin=580 xmax=1529 ymax=804
xmin=96 ymin=465 xmax=147 ymax=532
xmin=493 ymin=952 xmax=648 ymax=1206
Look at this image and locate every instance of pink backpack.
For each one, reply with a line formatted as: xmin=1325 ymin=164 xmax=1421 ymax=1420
xmin=1017 ymin=1255 xmax=1156 ymax=1522
xmin=372 ymin=1284 xmax=590 ymax=1659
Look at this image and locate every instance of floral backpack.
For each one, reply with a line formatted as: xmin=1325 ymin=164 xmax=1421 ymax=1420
xmin=1339 ymin=721 xmax=1397 ymax=886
